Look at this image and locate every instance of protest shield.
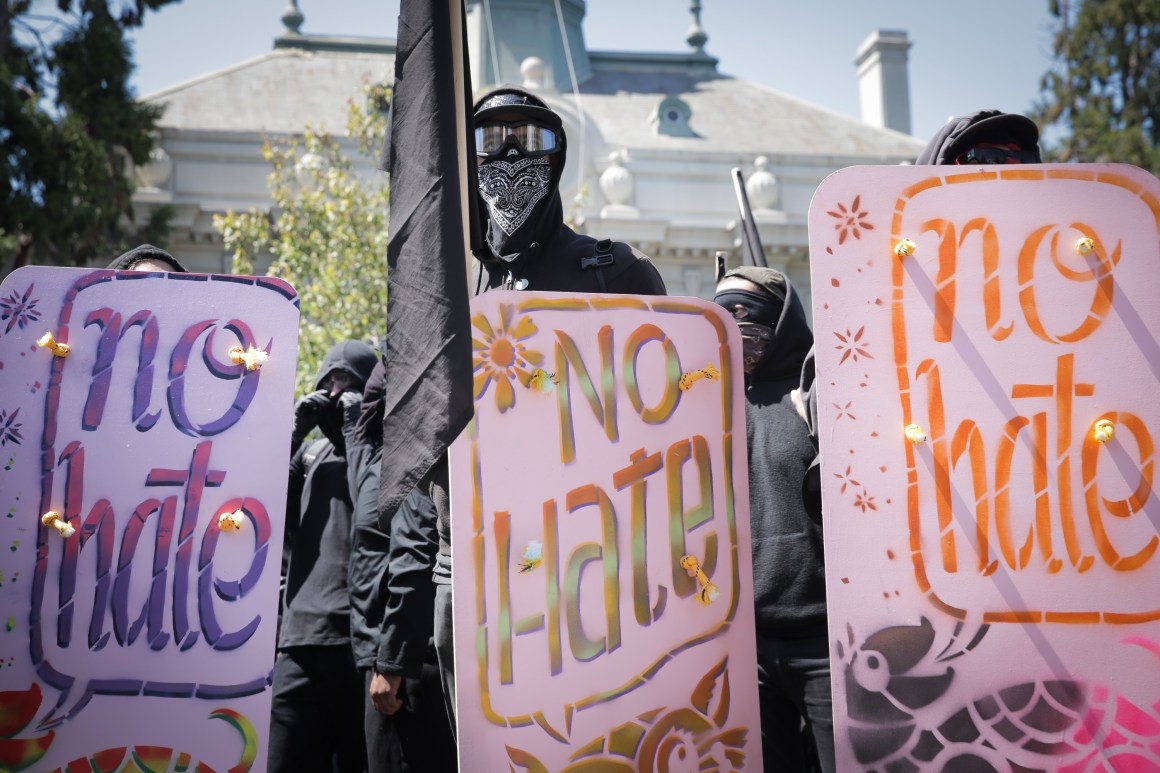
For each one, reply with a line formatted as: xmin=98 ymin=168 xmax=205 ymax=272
xmin=449 ymin=291 xmax=763 ymax=771
xmin=0 ymin=267 xmax=298 ymax=770
xmin=809 ymin=164 xmax=1160 ymax=770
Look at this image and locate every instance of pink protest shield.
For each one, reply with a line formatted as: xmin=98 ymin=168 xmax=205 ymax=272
xmin=0 ymin=267 xmax=299 ymax=771
xmin=449 ymin=291 xmax=762 ymax=771
xmin=809 ymin=164 xmax=1160 ymax=771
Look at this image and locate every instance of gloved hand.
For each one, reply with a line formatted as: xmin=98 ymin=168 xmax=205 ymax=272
xmin=338 ymin=389 xmax=363 ymax=432
xmin=291 ymin=389 xmax=331 ymax=449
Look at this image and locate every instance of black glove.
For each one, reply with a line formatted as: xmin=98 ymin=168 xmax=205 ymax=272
xmin=339 ymin=390 xmax=363 ymax=433
xmin=291 ymin=389 xmax=331 ymax=450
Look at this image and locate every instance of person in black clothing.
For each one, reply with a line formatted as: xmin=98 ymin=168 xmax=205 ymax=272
xmin=470 ymin=85 xmax=667 ymax=296
xmin=268 ymin=339 xmax=377 ymax=773
xmin=417 ymin=85 xmax=668 ymax=732
xmin=345 ymin=359 xmax=456 ymax=773
xmin=713 ymin=266 xmax=834 ymax=773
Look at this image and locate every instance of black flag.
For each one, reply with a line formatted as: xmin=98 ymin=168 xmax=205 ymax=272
xmin=731 ymin=167 xmax=768 ymax=268
xmin=378 ymin=0 xmax=478 ymax=520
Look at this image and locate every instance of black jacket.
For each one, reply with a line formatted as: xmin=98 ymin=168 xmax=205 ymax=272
xmin=278 ymin=342 xmax=376 ymax=649
xmin=280 ymin=438 xmax=356 ymax=647
xmin=474 ymin=221 xmax=666 ymax=296
xmin=345 ymin=361 xmax=439 ymax=675
xmin=723 ymin=267 xmax=825 ymax=634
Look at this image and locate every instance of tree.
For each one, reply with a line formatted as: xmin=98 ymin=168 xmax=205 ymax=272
xmin=1 ymin=0 xmax=179 ymax=275
xmin=1035 ymin=0 xmax=1160 ymax=173
xmin=216 ymin=83 xmax=390 ymax=397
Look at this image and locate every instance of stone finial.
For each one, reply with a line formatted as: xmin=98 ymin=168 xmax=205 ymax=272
xmin=520 ymin=57 xmax=546 ymax=90
xmin=599 ymin=149 xmax=634 ymax=207
xmin=135 ymin=146 xmax=173 ymax=191
xmin=745 ymin=156 xmax=780 ymax=211
xmin=281 ymin=0 xmax=304 ymax=35
xmin=686 ymin=0 xmax=707 ymax=53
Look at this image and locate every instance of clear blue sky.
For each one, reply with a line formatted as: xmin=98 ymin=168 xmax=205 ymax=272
xmin=125 ymin=0 xmax=1058 ymax=145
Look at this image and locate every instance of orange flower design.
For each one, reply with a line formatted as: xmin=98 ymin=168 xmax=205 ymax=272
xmin=833 ymin=401 xmax=856 ymax=422
xmin=471 ymin=304 xmax=544 ymax=414
xmin=826 ymin=195 xmax=874 ymax=245
xmin=834 ymin=327 xmax=872 ymax=365
xmin=834 ymin=465 xmax=860 ymax=495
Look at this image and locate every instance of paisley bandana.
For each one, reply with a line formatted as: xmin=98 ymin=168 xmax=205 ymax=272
xmin=478 ymin=156 xmax=553 ymax=236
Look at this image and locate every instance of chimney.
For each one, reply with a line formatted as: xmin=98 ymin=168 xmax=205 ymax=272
xmin=466 ymin=0 xmax=592 ymax=92
xmin=855 ymin=29 xmax=912 ymax=135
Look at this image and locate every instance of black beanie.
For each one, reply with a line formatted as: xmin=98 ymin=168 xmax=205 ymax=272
xmin=106 ymin=244 xmax=188 ymax=272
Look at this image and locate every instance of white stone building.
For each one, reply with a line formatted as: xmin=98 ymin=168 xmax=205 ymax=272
xmin=134 ymin=0 xmax=923 ymax=311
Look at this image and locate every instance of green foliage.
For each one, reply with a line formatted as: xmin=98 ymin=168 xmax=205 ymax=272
xmin=1035 ymin=0 xmax=1160 ymax=173
xmin=0 ymin=0 xmax=178 ymax=275
xmin=216 ymin=83 xmax=391 ymax=397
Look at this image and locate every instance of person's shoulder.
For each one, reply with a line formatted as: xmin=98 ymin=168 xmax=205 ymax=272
xmin=547 ymin=224 xmax=666 ymax=295
xmin=607 ymin=240 xmax=666 ymax=295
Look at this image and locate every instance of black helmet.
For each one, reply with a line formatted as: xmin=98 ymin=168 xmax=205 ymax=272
xmin=916 ymin=110 xmax=1041 ymax=165
xmin=473 ymin=86 xmax=563 ymax=133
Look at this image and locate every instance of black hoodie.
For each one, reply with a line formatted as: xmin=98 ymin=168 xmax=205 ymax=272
xmin=279 ymin=341 xmax=376 ymax=649
xmin=310 ymin=340 xmax=378 ymax=456
xmin=717 ymin=266 xmax=824 ymax=634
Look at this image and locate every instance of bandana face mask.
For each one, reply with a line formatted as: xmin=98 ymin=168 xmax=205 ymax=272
xmin=478 ymin=156 xmax=553 ymax=255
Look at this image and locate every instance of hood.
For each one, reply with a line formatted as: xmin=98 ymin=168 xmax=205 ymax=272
xmin=721 ymin=265 xmax=813 ymax=383
xmin=106 ymin=244 xmax=187 ymax=272
xmin=916 ymin=110 xmax=1040 ymax=165
xmin=472 ymin=84 xmax=566 ymax=265
xmin=313 ymin=340 xmax=378 ymax=392
xmin=313 ymin=339 xmax=378 ymax=454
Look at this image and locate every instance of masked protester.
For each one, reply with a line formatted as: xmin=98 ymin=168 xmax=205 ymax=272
xmin=269 ymin=340 xmax=378 ymax=773
xmin=916 ymin=109 xmax=1041 ymax=166
xmin=419 ymin=85 xmax=668 ymax=734
xmin=714 ymin=267 xmax=834 ymax=773
xmin=471 ymin=85 xmax=667 ymax=295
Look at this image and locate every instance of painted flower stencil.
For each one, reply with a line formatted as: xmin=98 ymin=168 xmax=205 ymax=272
xmin=827 ymin=196 xmax=874 ymax=245
xmin=0 ymin=285 xmax=41 ymax=335
xmin=834 ymin=327 xmax=872 ymax=365
xmin=472 ymin=304 xmax=544 ymax=413
xmin=0 ymin=409 xmax=23 ymax=447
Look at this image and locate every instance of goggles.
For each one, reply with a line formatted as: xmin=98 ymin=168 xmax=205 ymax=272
xmin=955 ymin=145 xmax=1040 ymax=165
xmin=475 ymin=121 xmax=560 ymax=157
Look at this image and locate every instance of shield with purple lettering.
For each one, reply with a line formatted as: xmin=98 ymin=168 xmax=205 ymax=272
xmin=0 ymin=266 xmax=299 ymax=771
